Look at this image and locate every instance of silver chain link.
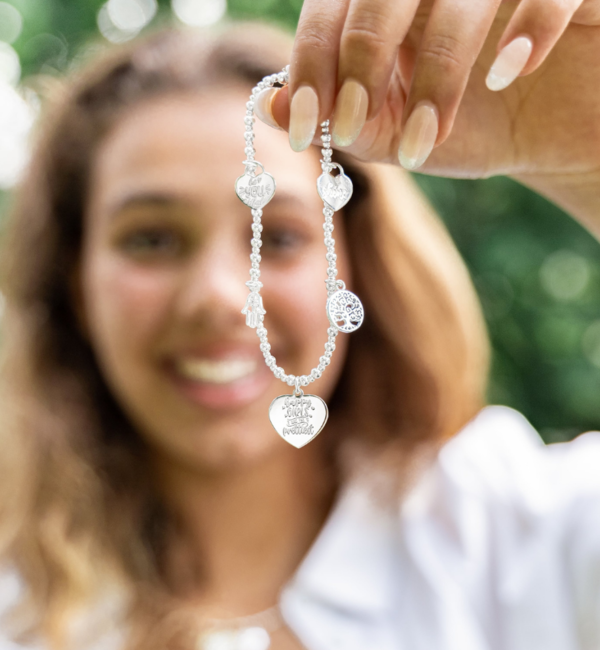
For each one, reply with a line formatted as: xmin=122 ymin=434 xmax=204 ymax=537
xmin=241 ymin=66 xmax=341 ymax=389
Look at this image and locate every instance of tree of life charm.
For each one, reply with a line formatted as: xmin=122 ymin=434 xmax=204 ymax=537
xmin=326 ymin=288 xmax=364 ymax=333
xmin=238 ymin=65 xmax=364 ymax=447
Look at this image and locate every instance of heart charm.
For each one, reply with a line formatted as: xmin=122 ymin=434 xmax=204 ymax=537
xmin=317 ymin=165 xmax=353 ymax=211
xmin=269 ymin=393 xmax=329 ymax=449
xmin=235 ymin=168 xmax=276 ymax=210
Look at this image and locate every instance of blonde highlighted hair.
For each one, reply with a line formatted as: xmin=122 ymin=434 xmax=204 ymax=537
xmin=0 ymin=22 xmax=489 ymax=649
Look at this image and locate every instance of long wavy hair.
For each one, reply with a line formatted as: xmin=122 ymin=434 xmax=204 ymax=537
xmin=0 ymin=22 xmax=490 ymax=650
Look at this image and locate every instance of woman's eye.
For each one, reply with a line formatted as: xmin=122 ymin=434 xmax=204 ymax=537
xmin=261 ymin=228 xmax=306 ymax=254
xmin=118 ymin=228 xmax=184 ymax=259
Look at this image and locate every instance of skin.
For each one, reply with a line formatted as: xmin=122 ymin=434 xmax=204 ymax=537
xmin=268 ymin=0 xmax=600 ymax=234
xmin=81 ymin=87 xmax=350 ymax=635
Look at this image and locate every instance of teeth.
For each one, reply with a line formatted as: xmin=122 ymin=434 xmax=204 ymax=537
xmin=176 ymin=358 xmax=258 ymax=384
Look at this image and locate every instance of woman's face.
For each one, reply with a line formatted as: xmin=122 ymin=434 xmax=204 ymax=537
xmin=81 ymin=86 xmax=351 ymax=470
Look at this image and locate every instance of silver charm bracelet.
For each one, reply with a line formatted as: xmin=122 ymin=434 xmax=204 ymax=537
xmin=235 ymin=66 xmax=364 ymax=448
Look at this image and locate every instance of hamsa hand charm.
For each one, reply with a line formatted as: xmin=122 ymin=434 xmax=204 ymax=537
xmin=241 ymin=292 xmax=266 ymax=329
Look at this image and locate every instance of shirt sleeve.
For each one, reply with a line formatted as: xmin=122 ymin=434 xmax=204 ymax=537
xmin=400 ymin=405 xmax=600 ymax=650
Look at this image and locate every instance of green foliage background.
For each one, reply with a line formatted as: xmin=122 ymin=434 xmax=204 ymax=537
xmin=4 ymin=0 xmax=600 ymax=442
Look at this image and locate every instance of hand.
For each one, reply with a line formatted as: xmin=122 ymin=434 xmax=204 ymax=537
xmin=256 ymin=0 xmax=600 ymax=182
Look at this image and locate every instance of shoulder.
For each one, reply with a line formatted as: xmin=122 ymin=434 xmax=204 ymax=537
xmin=413 ymin=404 xmax=600 ymax=511
xmin=0 ymin=568 xmax=38 ymax=649
xmin=399 ymin=405 xmax=600 ymax=649
xmin=0 ymin=565 xmax=128 ymax=650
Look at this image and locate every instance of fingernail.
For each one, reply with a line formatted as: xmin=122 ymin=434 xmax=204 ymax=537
xmin=398 ymin=101 xmax=438 ymax=171
xmin=289 ymin=85 xmax=319 ymax=152
xmin=254 ymin=88 xmax=283 ymax=130
xmin=332 ymin=79 xmax=368 ymax=147
xmin=486 ymin=36 xmax=533 ymax=92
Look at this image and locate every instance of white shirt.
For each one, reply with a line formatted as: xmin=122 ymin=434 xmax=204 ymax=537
xmin=2 ymin=405 xmax=600 ymax=649
xmin=280 ymin=405 xmax=600 ymax=650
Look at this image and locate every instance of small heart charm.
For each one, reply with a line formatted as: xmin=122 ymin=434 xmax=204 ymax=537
xmin=269 ymin=393 xmax=329 ymax=449
xmin=235 ymin=168 xmax=276 ymax=209
xmin=317 ymin=165 xmax=353 ymax=211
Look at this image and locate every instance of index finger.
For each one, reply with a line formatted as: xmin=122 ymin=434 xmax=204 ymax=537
xmin=287 ymin=0 xmax=349 ymax=151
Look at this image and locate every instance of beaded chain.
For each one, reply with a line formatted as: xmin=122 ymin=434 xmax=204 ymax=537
xmin=235 ymin=65 xmax=364 ymax=447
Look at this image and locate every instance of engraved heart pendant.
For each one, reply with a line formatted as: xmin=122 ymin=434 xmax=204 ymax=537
xmin=235 ymin=165 xmax=276 ymax=210
xmin=269 ymin=393 xmax=329 ymax=449
xmin=317 ymin=164 xmax=353 ymax=212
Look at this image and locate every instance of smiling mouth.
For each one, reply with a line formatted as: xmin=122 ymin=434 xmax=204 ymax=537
xmin=174 ymin=358 xmax=260 ymax=384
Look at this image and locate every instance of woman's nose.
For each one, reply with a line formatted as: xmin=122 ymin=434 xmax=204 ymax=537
xmin=176 ymin=237 xmax=249 ymax=330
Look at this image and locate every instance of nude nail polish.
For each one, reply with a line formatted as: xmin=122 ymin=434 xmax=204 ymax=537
xmin=332 ymin=79 xmax=368 ymax=147
xmin=398 ymin=101 xmax=438 ymax=171
xmin=254 ymin=88 xmax=283 ymax=130
xmin=486 ymin=36 xmax=533 ymax=92
xmin=289 ymin=86 xmax=319 ymax=152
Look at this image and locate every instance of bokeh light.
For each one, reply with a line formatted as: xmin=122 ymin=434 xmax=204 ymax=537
xmin=0 ymin=41 xmax=20 ymax=85
xmin=22 ymin=33 xmax=68 ymax=72
xmin=172 ymin=0 xmax=226 ymax=26
xmin=98 ymin=0 xmax=157 ymax=43
xmin=108 ymin=0 xmax=157 ymax=32
xmin=539 ymin=249 xmax=590 ymax=302
xmin=0 ymin=2 xmax=23 ymax=44
xmin=0 ymin=79 xmax=35 ymax=188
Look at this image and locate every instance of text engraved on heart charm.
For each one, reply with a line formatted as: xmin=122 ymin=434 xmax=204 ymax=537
xmin=269 ymin=393 xmax=329 ymax=449
xmin=317 ymin=165 xmax=353 ymax=212
xmin=235 ymin=167 xmax=276 ymax=209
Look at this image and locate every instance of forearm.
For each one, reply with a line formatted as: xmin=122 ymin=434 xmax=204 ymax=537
xmin=511 ymin=169 xmax=600 ymax=241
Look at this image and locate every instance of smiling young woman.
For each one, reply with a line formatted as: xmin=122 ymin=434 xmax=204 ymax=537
xmin=2 ymin=5 xmax=600 ymax=648
xmin=0 ymin=22 xmax=490 ymax=649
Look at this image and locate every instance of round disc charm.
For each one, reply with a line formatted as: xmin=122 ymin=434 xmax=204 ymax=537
xmin=326 ymin=289 xmax=364 ymax=333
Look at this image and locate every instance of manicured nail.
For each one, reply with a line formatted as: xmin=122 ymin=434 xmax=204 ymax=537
xmin=289 ymin=85 xmax=319 ymax=152
xmin=254 ymin=88 xmax=283 ymax=130
xmin=486 ymin=36 xmax=533 ymax=92
xmin=331 ymin=79 xmax=368 ymax=147
xmin=398 ymin=101 xmax=438 ymax=171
